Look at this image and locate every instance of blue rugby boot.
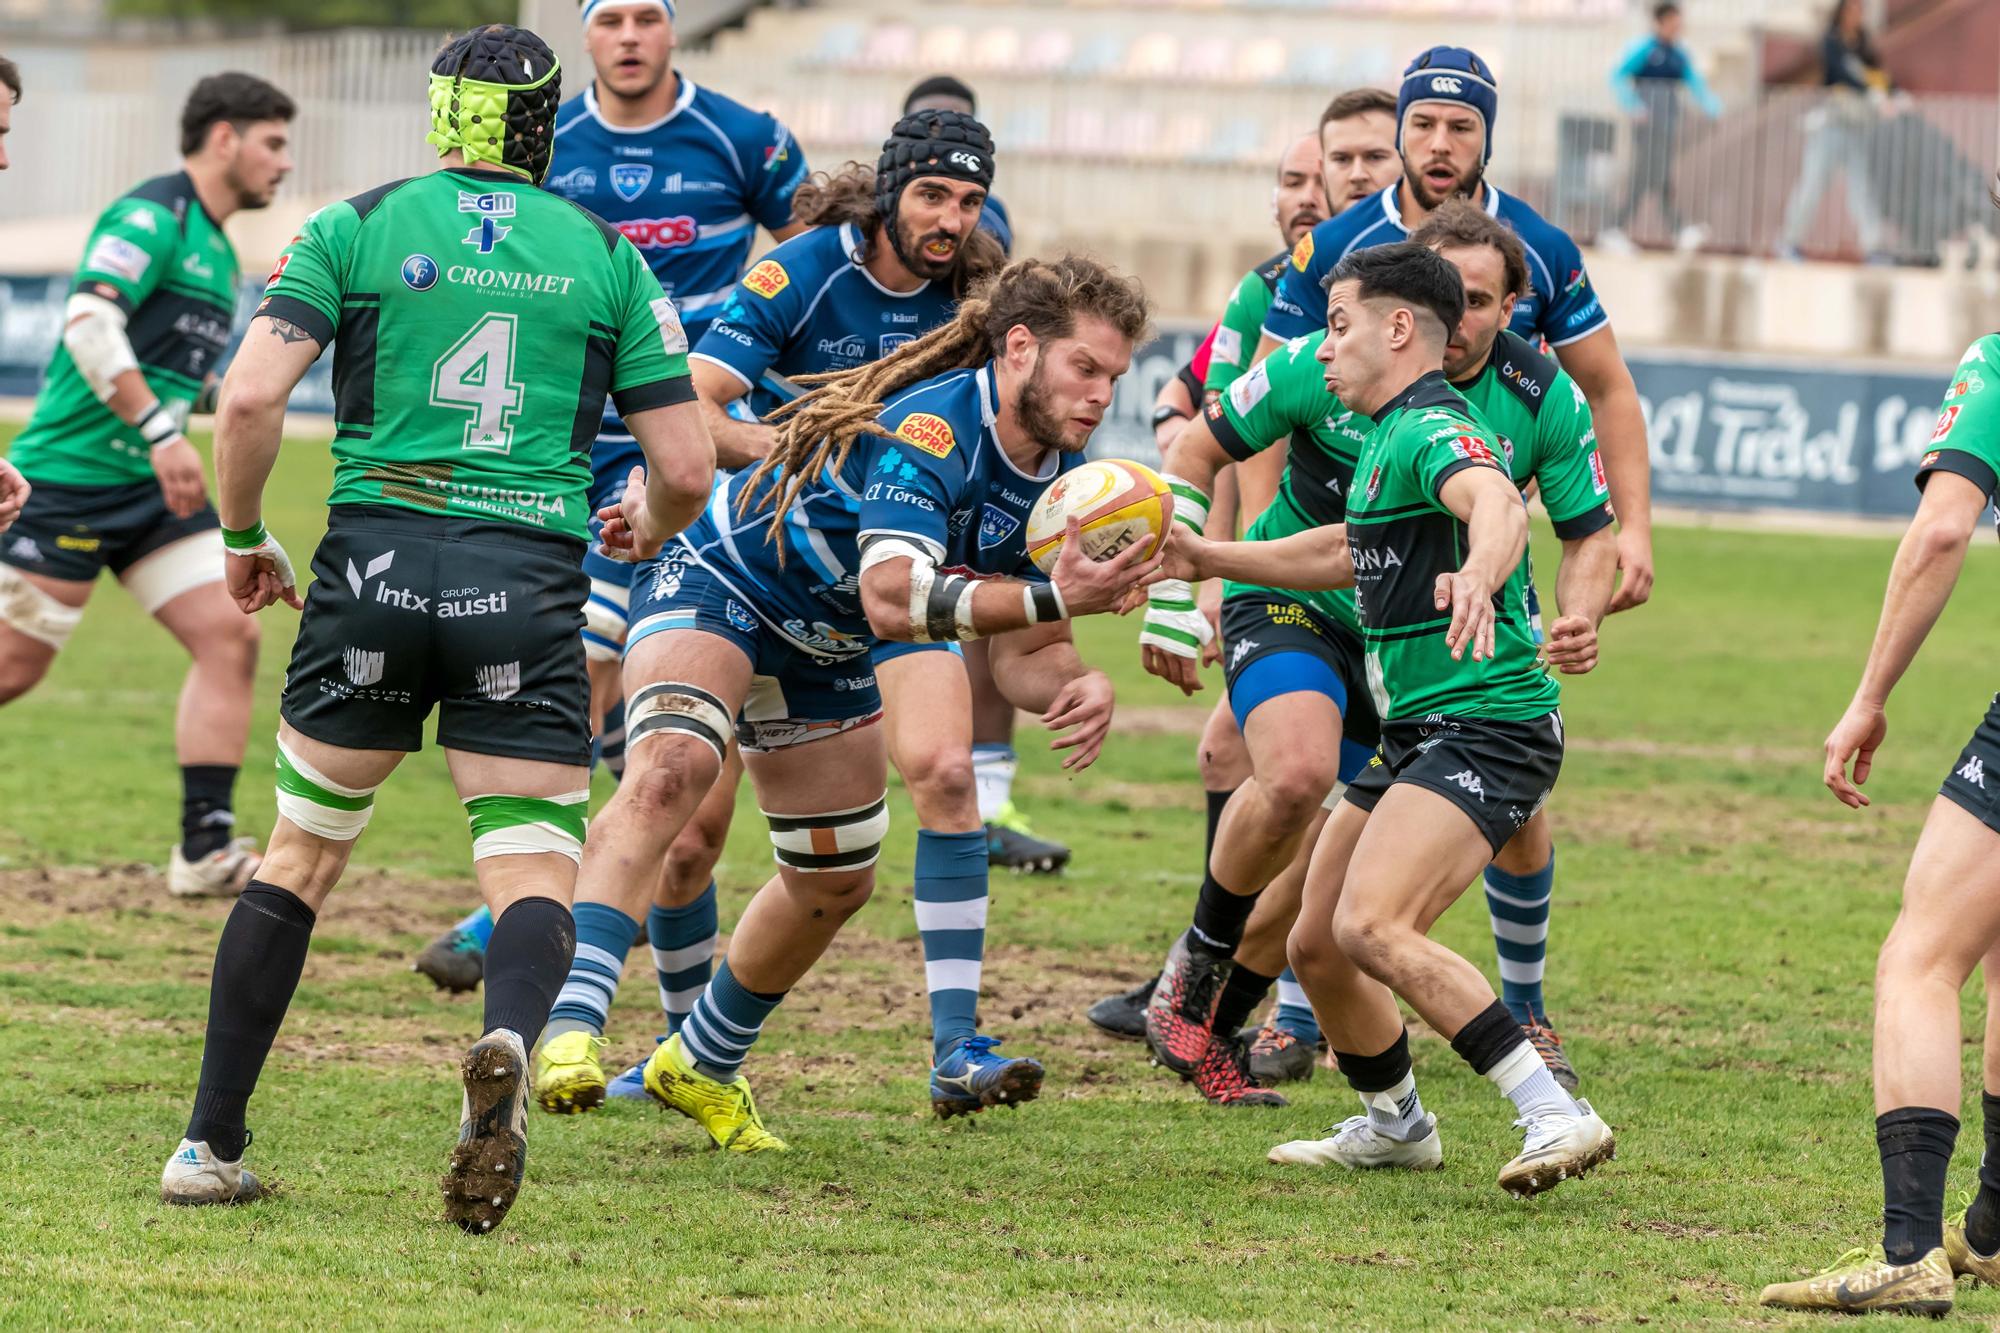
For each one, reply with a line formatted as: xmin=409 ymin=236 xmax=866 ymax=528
xmin=930 ymin=1035 xmax=1044 ymax=1119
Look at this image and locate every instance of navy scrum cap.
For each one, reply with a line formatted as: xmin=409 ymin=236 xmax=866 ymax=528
xmin=874 ymin=109 xmax=996 ymax=219
xmin=1397 ymin=46 xmax=1499 ymax=164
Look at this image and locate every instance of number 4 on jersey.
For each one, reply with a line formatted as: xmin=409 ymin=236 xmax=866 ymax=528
xmin=431 ymin=313 xmax=525 ymax=453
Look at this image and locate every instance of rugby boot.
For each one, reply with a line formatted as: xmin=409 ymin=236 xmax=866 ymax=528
xmin=1191 ymin=1032 xmax=1286 ymax=1107
xmin=167 ymin=836 xmax=261 ymax=899
xmin=932 ymin=1035 xmax=1045 ymax=1118
xmin=644 ymin=1033 xmax=787 ymax=1152
xmin=1945 ymin=1192 xmax=2000 ymax=1284
xmin=1247 ymin=1021 xmax=1316 ymax=1086
xmin=1085 ymin=975 xmax=1156 ymax=1041
xmin=1523 ymin=1015 xmax=1580 ymax=1094
xmin=532 ymin=1030 xmax=608 ymax=1115
xmin=160 ymin=1135 xmax=264 ymax=1206
xmin=1498 ymin=1098 xmax=1615 ymax=1198
xmin=1758 ymin=1246 xmax=1953 ymax=1316
xmin=986 ymin=802 xmax=1070 ymax=874
xmin=1145 ymin=931 xmax=1233 ymax=1076
xmin=442 ymin=1029 xmax=532 ymax=1235
xmin=1268 ymin=1114 xmax=1444 ymax=1169
xmin=413 ymin=925 xmax=484 ymax=994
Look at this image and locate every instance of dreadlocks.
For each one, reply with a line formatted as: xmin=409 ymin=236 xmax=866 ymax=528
xmin=739 ymin=253 xmax=1152 ymax=559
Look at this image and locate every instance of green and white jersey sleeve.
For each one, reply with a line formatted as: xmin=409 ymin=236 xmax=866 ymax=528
xmin=1202 ymin=252 xmax=1286 ymax=397
xmin=1917 ymin=334 xmax=2000 ymax=506
xmin=258 ymin=167 xmax=694 ymax=541
xmin=1344 ymin=371 xmax=1559 ymax=724
xmin=8 ymin=171 xmax=240 ymax=487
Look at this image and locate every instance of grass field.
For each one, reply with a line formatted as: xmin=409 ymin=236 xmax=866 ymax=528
xmin=6 ymin=426 xmax=2000 ymax=1329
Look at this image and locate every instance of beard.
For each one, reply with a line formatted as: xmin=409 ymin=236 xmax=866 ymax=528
xmin=225 ymin=163 xmax=276 ymax=211
xmin=1403 ymin=156 xmax=1484 ymax=212
xmin=1015 ymin=357 xmax=1087 ymax=454
xmin=894 ymin=215 xmax=963 ymax=281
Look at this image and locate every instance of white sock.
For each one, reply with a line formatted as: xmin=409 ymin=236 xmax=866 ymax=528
xmin=971 ymin=746 xmax=1017 ymax=823
xmin=1362 ymin=1071 xmax=1430 ymax=1141
xmin=1486 ymin=1040 xmax=1578 ymax=1120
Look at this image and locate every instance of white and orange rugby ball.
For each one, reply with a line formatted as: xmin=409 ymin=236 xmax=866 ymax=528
xmin=1025 ymin=459 xmax=1172 ymax=575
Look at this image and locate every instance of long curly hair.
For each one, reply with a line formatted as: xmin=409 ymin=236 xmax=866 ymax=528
xmin=738 ymin=253 xmax=1152 ymax=559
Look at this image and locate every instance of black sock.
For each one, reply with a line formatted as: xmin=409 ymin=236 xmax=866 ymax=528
xmin=1877 ymin=1106 xmax=1959 ymax=1265
xmin=185 ymin=881 xmax=316 ymax=1160
xmin=1333 ymin=1028 xmax=1413 ymax=1094
xmin=1190 ymin=871 xmax=1259 ymax=956
xmin=1211 ymin=964 xmax=1277 ymax=1038
xmin=180 ymin=764 xmax=239 ymax=860
xmin=1203 ymin=788 xmax=1235 ymax=863
xmin=483 ymin=897 xmax=576 ymax=1043
xmin=1966 ymin=1092 xmax=2000 ymax=1254
xmin=1447 ymin=999 xmax=1525 ymax=1077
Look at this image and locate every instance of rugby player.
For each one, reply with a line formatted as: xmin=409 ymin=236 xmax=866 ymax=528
xmin=410 ymin=0 xmax=808 ymax=997
xmin=157 ymin=27 xmax=715 ymax=1232
xmin=0 ymin=73 xmax=293 ymax=898
xmin=530 ymin=111 xmax=1007 ymax=1113
xmin=1758 ymin=324 xmax=2000 ymax=1313
xmin=1162 ymin=243 xmax=1614 ymax=1194
xmin=0 ymin=58 xmax=27 ymax=530
xmin=579 ymin=255 xmax=1156 ymax=1148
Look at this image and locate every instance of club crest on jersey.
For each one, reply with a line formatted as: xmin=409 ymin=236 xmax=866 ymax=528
xmin=611 ymin=162 xmax=654 ymax=202
xmin=978 ymin=505 xmax=1020 ymax=550
xmin=401 ymin=254 xmax=440 ymax=291
xmin=726 ymin=600 xmax=758 ymax=633
xmin=1365 ymin=465 xmax=1382 ymax=500
xmin=741 ymin=260 xmax=789 ymax=299
xmin=1933 ymin=405 xmax=1962 ymax=442
xmin=895 ymin=413 xmax=956 ymax=459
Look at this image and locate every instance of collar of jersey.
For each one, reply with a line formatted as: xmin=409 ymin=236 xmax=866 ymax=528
xmin=444 ymin=166 xmax=528 ymax=186
xmin=1377 ymin=180 xmax=1503 ymax=234
xmin=978 ymin=362 xmax=1062 ymax=484
xmin=1368 ymin=368 xmax=1452 ymax=423
xmin=843 ymin=223 xmax=934 ymax=299
xmin=584 ymin=74 xmax=697 ymax=135
xmin=173 ymin=169 xmax=222 ymax=230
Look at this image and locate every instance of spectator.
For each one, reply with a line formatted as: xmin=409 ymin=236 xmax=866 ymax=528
xmin=1778 ymin=0 xmax=1892 ymax=263
xmin=1600 ymin=3 xmax=1720 ymax=255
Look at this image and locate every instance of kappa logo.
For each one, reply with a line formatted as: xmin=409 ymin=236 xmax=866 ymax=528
xmin=1429 ymin=75 xmax=1465 ymax=94
xmin=1230 ymin=637 xmax=1258 ymax=669
xmin=345 ymin=550 xmax=395 ymax=598
xmin=475 ymin=662 xmax=521 ymax=701
xmin=343 ymin=648 xmax=385 ymax=687
xmin=611 ymin=162 xmax=654 ymax=202
xmin=1961 ymin=756 xmax=1987 ymax=789
xmin=7 ymin=535 xmax=42 ymax=561
xmin=1446 ymin=769 xmax=1486 ymax=800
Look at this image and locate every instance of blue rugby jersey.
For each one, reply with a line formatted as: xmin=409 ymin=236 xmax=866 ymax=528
xmin=689 ymin=222 xmax=958 ymax=416
xmin=675 ymin=361 xmax=1079 ymax=660
xmin=1264 ymin=183 xmax=1609 ymax=349
xmin=548 ymin=78 xmax=807 ymax=342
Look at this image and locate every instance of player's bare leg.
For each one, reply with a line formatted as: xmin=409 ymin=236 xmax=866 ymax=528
xmin=0 ymin=566 xmax=88 ymax=703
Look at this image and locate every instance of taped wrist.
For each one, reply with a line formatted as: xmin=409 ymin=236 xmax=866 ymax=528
xmin=221 ymin=522 xmax=269 ymax=552
xmin=920 ymin=569 xmax=977 ymax=643
xmin=1022 ymin=580 xmax=1068 ymax=624
xmin=1163 ymin=472 xmax=1211 ymax=535
xmin=137 ymin=401 xmax=181 ymax=449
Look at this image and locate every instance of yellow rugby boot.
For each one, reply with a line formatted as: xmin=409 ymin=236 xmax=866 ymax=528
xmin=532 ymin=1030 xmax=608 ymax=1115
xmin=1758 ymin=1245 xmax=1953 ymax=1316
xmin=643 ymin=1032 xmax=788 ymax=1153
xmin=1945 ymin=1192 xmax=2000 ymax=1284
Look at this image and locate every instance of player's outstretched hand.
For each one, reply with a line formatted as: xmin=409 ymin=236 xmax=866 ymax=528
xmin=151 ymin=435 xmax=208 ymax=518
xmin=1051 ymin=517 xmax=1163 ymax=618
xmin=224 ymin=530 xmax=302 ymax=615
xmin=1544 ymin=613 xmax=1599 ymax=675
xmin=1607 ymin=527 xmax=1654 ymax=614
xmin=0 ymin=458 xmax=29 ymax=533
xmin=1436 ymin=568 xmax=1497 ymax=663
xmin=597 ymin=465 xmax=666 ymax=563
xmin=1824 ymin=701 xmax=1887 ymax=809
xmin=1045 ymin=667 xmax=1115 ymax=771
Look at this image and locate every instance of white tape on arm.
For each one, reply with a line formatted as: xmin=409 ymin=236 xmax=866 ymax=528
xmin=63 ymin=292 xmax=139 ymax=404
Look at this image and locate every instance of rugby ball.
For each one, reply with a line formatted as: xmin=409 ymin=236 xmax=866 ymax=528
xmin=1025 ymin=459 xmax=1172 ymax=574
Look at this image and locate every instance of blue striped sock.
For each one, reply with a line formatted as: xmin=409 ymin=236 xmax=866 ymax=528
xmin=544 ymin=902 xmax=639 ymax=1039
xmin=599 ymin=696 xmax=627 ymax=781
xmin=1274 ymin=968 xmax=1321 ymax=1045
xmin=915 ymin=828 xmax=988 ymax=1060
xmin=680 ymin=960 xmax=785 ymax=1080
xmin=1486 ymin=856 xmax=1555 ymax=1025
xmin=455 ymin=903 xmax=494 ymax=948
xmin=649 ymin=883 xmax=719 ymax=1036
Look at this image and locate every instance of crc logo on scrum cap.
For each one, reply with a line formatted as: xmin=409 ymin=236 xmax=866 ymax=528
xmin=401 ymin=254 xmax=440 ymax=291
xmin=1429 ymin=75 xmax=1464 ymax=94
xmin=947 ymin=150 xmax=983 ymax=174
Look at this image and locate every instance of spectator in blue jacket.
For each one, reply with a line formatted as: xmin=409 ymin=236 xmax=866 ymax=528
xmin=1601 ymin=3 xmax=1721 ymax=254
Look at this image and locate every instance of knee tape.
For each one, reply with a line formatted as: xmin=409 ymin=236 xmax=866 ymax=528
xmin=274 ymin=738 xmax=381 ymax=841
xmin=119 ymin=530 xmax=224 ymax=614
xmin=0 ymin=564 xmax=85 ymax=649
xmin=764 ymin=795 xmax=889 ymax=874
xmin=627 ymin=681 xmax=733 ymax=761
xmin=463 ymin=790 xmax=590 ymax=864
xmin=581 ymin=576 xmax=631 ymax=663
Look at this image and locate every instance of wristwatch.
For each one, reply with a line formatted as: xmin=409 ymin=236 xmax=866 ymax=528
xmin=1152 ymin=404 xmax=1191 ymax=429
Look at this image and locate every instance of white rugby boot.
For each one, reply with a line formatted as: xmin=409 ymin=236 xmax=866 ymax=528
xmin=160 ymin=1137 xmax=264 ymax=1206
xmin=1268 ymin=1113 xmax=1443 ymax=1169
xmin=168 ymin=836 xmax=262 ymax=899
xmin=1498 ymin=1099 xmax=1615 ymax=1197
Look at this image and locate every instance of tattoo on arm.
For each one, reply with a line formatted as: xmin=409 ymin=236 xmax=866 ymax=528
xmin=264 ymin=318 xmax=315 ymax=345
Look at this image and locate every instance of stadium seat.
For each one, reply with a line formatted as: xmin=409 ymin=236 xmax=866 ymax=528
xmin=1233 ymin=36 xmax=1288 ymax=85
xmin=1019 ymin=29 xmax=1074 ymax=74
xmin=805 ymin=23 xmax=864 ymax=70
xmin=1124 ymin=33 xmax=1181 ymax=80
xmin=916 ymin=25 xmax=969 ymax=71
xmin=1069 ymin=33 xmax=1128 ymax=77
xmin=858 ymin=23 xmax=917 ymax=71
xmin=1180 ymin=37 xmax=1235 ymax=83
xmin=968 ymin=26 xmax=1023 ymax=73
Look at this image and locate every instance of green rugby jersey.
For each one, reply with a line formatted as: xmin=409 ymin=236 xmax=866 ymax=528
xmin=1201 ymin=329 xmax=1367 ymax=629
xmin=1916 ymin=334 xmax=2000 ymax=515
xmin=259 ymin=166 xmax=694 ymax=541
xmin=1455 ymin=329 xmax=1614 ymax=537
xmin=1202 ymin=250 xmax=1288 ymax=397
xmin=8 ymin=172 xmax=239 ymax=487
xmin=1345 ymin=371 xmax=1559 ymax=724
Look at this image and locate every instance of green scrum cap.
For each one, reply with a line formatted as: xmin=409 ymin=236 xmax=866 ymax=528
xmin=426 ymin=25 xmax=563 ymax=185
